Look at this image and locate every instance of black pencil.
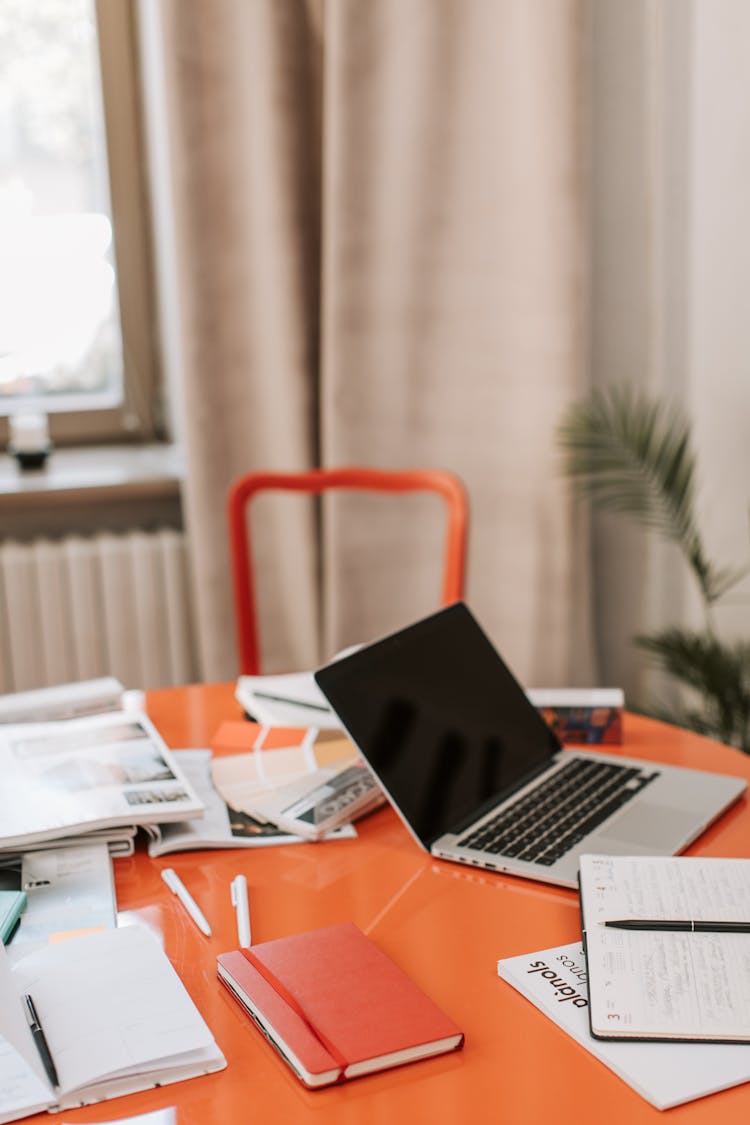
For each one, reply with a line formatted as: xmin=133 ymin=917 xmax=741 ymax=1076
xmin=603 ymin=919 xmax=750 ymax=933
xmin=251 ymin=691 xmax=332 ymax=713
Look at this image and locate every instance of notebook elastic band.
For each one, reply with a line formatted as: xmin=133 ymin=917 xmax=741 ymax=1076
xmin=240 ymin=948 xmax=348 ymax=1075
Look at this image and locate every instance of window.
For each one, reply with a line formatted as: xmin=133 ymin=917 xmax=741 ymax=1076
xmin=0 ymin=0 xmax=160 ymax=446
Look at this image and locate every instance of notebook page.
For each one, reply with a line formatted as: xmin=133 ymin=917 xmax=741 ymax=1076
xmin=0 ymin=944 xmax=52 ymax=1122
xmin=581 ymin=855 xmax=750 ymax=1039
xmin=10 ymin=925 xmax=215 ymax=1096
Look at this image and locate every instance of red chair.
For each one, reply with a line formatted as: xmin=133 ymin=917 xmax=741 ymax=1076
xmin=228 ymin=467 xmax=469 ymax=675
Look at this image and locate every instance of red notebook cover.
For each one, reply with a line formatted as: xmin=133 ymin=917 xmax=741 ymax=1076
xmin=217 ymin=922 xmax=464 ymax=1087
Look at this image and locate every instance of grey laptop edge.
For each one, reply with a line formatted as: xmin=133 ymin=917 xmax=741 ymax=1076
xmin=314 ymin=603 xmax=746 ymax=889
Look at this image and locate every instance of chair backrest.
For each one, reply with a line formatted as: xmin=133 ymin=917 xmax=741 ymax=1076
xmin=227 ymin=466 xmax=469 ymax=675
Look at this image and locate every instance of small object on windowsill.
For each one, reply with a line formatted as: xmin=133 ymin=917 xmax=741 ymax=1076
xmin=8 ymin=411 xmax=52 ymax=470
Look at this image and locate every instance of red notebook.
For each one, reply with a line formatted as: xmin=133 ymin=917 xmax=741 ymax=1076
xmin=216 ymin=922 xmax=464 ymax=1087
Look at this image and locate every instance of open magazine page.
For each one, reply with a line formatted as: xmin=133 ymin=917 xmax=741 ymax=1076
xmin=0 ymin=711 xmax=204 ymax=849
xmin=211 ymin=725 xmax=384 ymax=841
xmin=145 ymin=750 xmax=355 ymax=855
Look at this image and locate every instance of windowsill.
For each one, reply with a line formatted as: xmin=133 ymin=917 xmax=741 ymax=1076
xmin=0 ymin=443 xmax=184 ymax=508
xmin=0 ymin=443 xmax=185 ymax=541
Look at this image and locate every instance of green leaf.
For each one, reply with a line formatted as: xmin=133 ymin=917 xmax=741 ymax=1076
xmin=558 ymin=386 xmax=741 ymax=603
xmin=635 ymin=629 xmax=750 ymax=751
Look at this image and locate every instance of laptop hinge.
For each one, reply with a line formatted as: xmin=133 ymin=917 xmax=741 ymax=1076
xmin=433 ymin=753 xmax=561 ymax=844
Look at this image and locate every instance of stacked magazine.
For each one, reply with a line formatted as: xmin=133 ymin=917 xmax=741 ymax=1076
xmin=0 ymin=679 xmax=204 ymax=860
xmin=0 ymin=674 xmax=384 ymax=862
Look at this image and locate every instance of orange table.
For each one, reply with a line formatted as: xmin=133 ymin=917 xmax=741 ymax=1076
xmin=28 ymin=684 xmax=750 ymax=1125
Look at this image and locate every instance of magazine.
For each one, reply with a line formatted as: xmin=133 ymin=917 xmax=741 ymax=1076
xmin=0 ymin=710 xmax=204 ymax=850
xmin=143 ymin=750 xmax=355 ymax=855
xmin=210 ymin=724 xmax=384 ymax=841
xmin=497 ymin=940 xmax=750 ymax=1109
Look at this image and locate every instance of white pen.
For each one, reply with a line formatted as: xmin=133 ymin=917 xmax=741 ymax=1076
xmin=230 ymin=874 xmax=251 ymax=947
xmin=161 ymin=867 xmax=212 ymax=937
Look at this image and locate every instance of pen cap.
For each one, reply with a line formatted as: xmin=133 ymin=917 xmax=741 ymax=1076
xmin=230 ymin=875 xmax=247 ymax=905
xmin=161 ymin=867 xmax=179 ymax=891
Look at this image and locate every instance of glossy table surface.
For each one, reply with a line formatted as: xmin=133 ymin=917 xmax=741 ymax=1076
xmin=28 ymin=684 xmax=750 ymax=1125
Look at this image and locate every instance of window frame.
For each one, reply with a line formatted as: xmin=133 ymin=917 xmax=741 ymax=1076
xmin=0 ymin=0 xmax=162 ymax=449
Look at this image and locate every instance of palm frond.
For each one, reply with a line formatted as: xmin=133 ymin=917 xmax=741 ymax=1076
xmin=558 ymin=386 xmax=736 ymax=603
xmin=635 ymin=628 xmax=750 ymax=750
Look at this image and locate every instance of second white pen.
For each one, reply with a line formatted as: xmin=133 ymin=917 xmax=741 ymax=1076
xmin=231 ymin=874 xmax=251 ymax=947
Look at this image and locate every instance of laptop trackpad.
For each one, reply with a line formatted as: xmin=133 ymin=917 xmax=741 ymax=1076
xmin=594 ymin=803 xmax=690 ymax=850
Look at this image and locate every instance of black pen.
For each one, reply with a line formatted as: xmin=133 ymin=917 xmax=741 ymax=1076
xmin=603 ymin=919 xmax=750 ymax=933
xmin=251 ymin=691 xmax=332 ymax=713
xmin=24 ymin=994 xmax=59 ymax=1089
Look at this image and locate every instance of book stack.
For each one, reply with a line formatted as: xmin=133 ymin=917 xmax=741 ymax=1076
xmin=236 ymin=671 xmax=626 ymax=745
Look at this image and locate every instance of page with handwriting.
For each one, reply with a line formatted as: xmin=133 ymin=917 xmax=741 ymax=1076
xmin=580 ymin=855 xmax=750 ymax=1041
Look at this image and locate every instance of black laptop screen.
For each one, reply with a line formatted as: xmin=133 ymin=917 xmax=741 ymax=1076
xmin=314 ymin=603 xmax=561 ymax=846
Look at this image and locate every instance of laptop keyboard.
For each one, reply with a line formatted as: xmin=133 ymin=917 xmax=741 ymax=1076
xmin=457 ymin=757 xmax=659 ymax=866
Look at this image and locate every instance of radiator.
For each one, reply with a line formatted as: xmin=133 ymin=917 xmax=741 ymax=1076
xmin=0 ymin=529 xmax=198 ymax=694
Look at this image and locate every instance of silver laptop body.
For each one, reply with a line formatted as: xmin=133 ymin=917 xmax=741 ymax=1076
xmin=315 ymin=604 xmax=746 ymax=889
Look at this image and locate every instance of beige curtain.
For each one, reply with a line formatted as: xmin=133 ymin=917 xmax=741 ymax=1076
xmin=589 ymin=1 xmax=750 ymax=708
xmin=159 ymin=0 xmax=594 ymax=687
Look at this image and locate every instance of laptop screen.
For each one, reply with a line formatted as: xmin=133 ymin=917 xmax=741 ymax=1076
xmin=314 ymin=603 xmax=561 ymax=846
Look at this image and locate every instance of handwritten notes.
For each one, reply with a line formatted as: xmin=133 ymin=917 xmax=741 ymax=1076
xmin=580 ymin=855 xmax=750 ymax=1040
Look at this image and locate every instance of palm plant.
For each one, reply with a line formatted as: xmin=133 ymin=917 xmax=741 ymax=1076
xmin=559 ymin=385 xmax=750 ymax=752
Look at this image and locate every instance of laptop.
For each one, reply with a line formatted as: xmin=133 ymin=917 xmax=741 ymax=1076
xmin=314 ymin=603 xmax=746 ymax=888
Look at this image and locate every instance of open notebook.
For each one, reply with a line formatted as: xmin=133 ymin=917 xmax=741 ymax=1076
xmin=0 ymin=925 xmax=225 ymax=1122
xmin=579 ymin=854 xmax=750 ymax=1043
